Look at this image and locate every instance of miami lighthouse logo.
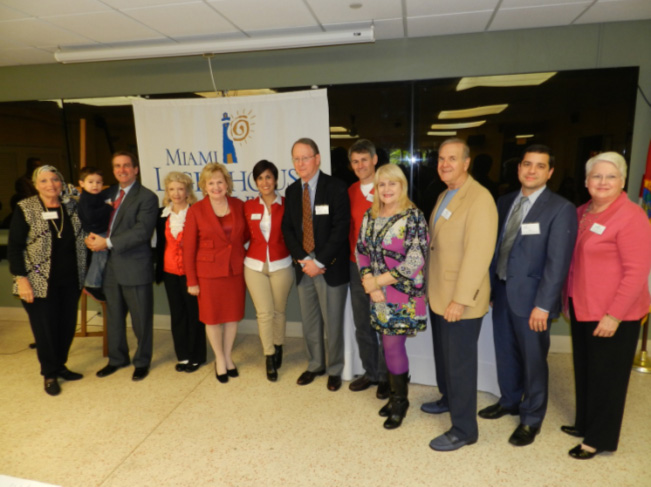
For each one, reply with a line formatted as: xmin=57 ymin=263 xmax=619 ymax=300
xmin=222 ymin=110 xmax=255 ymax=164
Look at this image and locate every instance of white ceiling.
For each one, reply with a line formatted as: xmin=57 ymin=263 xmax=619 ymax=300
xmin=0 ymin=0 xmax=649 ymax=67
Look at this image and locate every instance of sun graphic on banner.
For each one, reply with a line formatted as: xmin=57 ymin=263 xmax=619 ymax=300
xmin=229 ymin=109 xmax=256 ymax=144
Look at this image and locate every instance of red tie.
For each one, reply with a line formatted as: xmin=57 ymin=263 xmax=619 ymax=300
xmin=302 ymin=183 xmax=315 ymax=253
xmin=107 ymin=189 xmax=125 ymax=237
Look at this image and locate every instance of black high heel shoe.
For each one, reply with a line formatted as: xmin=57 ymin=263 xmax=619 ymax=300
xmin=227 ymin=366 xmax=239 ymax=378
xmin=266 ymin=355 xmax=278 ymax=382
xmin=568 ymin=444 xmax=602 ymax=459
xmin=215 ymin=363 xmax=229 ymax=383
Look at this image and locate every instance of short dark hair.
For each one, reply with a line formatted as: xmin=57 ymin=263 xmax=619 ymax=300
xmin=292 ymin=138 xmax=320 ymax=156
xmin=112 ymin=150 xmax=139 ymax=169
xmin=252 ymin=159 xmax=279 ymax=189
xmin=79 ymin=166 xmax=103 ymax=181
xmin=522 ymin=144 xmax=555 ymax=169
xmin=348 ymin=139 xmax=376 ymax=159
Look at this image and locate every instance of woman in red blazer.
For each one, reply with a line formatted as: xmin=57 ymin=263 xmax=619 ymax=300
xmin=244 ymin=160 xmax=294 ymax=381
xmin=184 ymin=163 xmax=250 ymax=383
xmin=563 ymin=152 xmax=651 ymax=459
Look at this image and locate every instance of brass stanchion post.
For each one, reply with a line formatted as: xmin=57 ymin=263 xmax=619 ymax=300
xmin=633 ymin=314 xmax=650 ymax=374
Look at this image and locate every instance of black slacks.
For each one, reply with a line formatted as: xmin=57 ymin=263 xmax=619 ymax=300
xmin=163 ymin=272 xmax=206 ymax=365
xmin=23 ymin=284 xmax=81 ymax=378
xmin=569 ymin=300 xmax=641 ymax=451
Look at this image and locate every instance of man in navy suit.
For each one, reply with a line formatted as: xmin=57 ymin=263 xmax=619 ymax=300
xmin=281 ymin=138 xmax=350 ymax=392
xmin=87 ymin=151 xmax=158 ymax=382
xmin=478 ymin=145 xmax=577 ymax=446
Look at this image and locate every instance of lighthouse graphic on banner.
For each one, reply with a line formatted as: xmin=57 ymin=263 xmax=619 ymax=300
xmin=222 ymin=112 xmax=238 ymax=164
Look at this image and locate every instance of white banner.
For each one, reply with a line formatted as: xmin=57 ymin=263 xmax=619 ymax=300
xmin=132 ymin=89 xmax=330 ymax=202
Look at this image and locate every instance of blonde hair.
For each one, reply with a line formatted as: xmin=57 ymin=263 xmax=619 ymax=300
xmin=585 ymin=151 xmax=627 ymax=183
xmin=162 ymin=171 xmax=197 ymax=206
xmin=370 ymin=164 xmax=414 ymax=218
xmin=198 ymin=163 xmax=233 ymax=196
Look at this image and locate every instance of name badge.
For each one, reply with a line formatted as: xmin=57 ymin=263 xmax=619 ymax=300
xmin=250 ymin=213 xmax=262 ymax=220
xmin=366 ymin=193 xmax=375 ymax=203
xmin=590 ymin=223 xmax=606 ymax=235
xmin=42 ymin=211 xmax=59 ymax=220
xmin=441 ymin=208 xmax=452 ymax=220
xmin=315 ymin=204 xmax=329 ymax=215
xmin=521 ymin=223 xmax=540 ymax=235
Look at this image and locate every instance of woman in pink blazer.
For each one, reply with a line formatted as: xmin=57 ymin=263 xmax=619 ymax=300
xmin=184 ymin=163 xmax=250 ymax=384
xmin=243 ymin=160 xmax=294 ymax=382
xmin=563 ymin=152 xmax=651 ymax=459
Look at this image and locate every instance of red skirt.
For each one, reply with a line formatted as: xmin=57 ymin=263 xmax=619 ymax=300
xmin=197 ymin=274 xmax=245 ymax=324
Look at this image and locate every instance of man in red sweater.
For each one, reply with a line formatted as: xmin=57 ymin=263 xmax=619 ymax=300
xmin=347 ymin=139 xmax=388 ymax=398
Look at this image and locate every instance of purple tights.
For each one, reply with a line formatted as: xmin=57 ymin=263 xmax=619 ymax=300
xmin=382 ymin=335 xmax=409 ymax=375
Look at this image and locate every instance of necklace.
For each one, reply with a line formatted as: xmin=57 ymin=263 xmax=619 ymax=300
xmin=50 ymin=207 xmax=64 ymax=239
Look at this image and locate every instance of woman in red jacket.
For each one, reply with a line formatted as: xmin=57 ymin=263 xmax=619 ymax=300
xmin=184 ymin=163 xmax=250 ymax=383
xmin=244 ymin=160 xmax=294 ymax=381
xmin=563 ymin=152 xmax=651 ymax=459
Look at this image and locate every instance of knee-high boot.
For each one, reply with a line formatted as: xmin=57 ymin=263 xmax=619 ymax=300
xmin=383 ymin=371 xmax=409 ymax=429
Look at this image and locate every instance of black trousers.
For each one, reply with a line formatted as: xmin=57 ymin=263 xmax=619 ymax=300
xmin=569 ymin=300 xmax=641 ymax=451
xmin=23 ymin=284 xmax=81 ymax=379
xmin=163 ymin=272 xmax=206 ymax=365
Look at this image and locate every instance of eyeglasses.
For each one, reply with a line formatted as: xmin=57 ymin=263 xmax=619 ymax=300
xmin=588 ymin=174 xmax=620 ymax=182
xmin=292 ymin=155 xmax=315 ymax=164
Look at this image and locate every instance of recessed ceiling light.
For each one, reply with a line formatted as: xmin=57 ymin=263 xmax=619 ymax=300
xmin=516 ymin=134 xmax=535 ymax=138
xmin=427 ymin=131 xmax=458 ymax=136
xmin=430 ymin=121 xmax=486 ymax=129
xmin=350 ymin=3 xmax=363 ymax=9
xmin=331 ymin=134 xmax=359 ymax=139
xmin=330 ymin=126 xmax=349 ymax=133
xmin=456 ymin=72 xmax=556 ymax=91
xmin=439 ymin=104 xmax=508 ymax=119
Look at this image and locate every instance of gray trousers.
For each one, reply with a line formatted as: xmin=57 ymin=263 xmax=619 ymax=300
xmin=349 ymin=261 xmax=386 ymax=381
xmin=297 ymin=272 xmax=347 ymax=376
xmin=104 ymin=264 xmax=154 ymax=369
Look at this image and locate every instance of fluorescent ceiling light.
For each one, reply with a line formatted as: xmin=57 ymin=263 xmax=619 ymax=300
xmin=456 ymin=72 xmax=556 ymax=91
xmin=439 ymin=104 xmax=508 ymax=119
xmin=516 ymin=134 xmax=535 ymax=139
xmin=55 ymin=28 xmax=375 ymax=64
xmin=430 ymin=121 xmax=486 ymax=129
xmin=196 ymin=89 xmax=276 ymax=98
xmin=331 ymin=134 xmax=359 ymax=139
xmin=330 ymin=126 xmax=349 ymax=133
xmin=427 ymin=131 xmax=457 ymax=136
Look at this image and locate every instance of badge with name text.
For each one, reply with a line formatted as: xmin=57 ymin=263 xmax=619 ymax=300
xmin=315 ymin=204 xmax=329 ymax=215
xmin=590 ymin=223 xmax=606 ymax=235
xmin=42 ymin=211 xmax=59 ymax=220
xmin=366 ymin=193 xmax=375 ymax=203
xmin=441 ymin=208 xmax=452 ymax=220
xmin=250 ymin=213 xmax=262 ymax=220
xmin=521 ymin=223 xmax=541 ymax=235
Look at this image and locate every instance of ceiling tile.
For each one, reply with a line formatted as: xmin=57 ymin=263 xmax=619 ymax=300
xmin=373 ymin=18 xmax=405 ymax=39
xmin=0 ymin=46 xmax=57 ymax=66
xmin=407 ymin=0 xmax=498 ymax=16
xmin=0 ymin=18 xmax=94 ymax=46
xmin=207 ymin=0 xmax=317 ymax=31
xmin=0 ymin=0 xmax=110 ymax=17
xmin=490 ymin=3 xmax=590 ymax=30
xmin=501 ymin=0 xmax=590 ymax=7
xmin=101 ymin=0 xmax=198 ymax=8
xmin=575 ymin=0 xmax=651 ymax=24
xmin=123 ymin=2 xmax=238 ymax=37
xmin=43 ymin=11 xmax=166 ymax=44
xmin=408 ymin=11 xmax=493 ymax=37
xmin=306 ymin=0 xmax=400 ymax=24
xmin=0 ymin=4 xmax=31 ymax=20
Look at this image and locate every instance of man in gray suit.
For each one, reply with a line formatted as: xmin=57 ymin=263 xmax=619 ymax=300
xmin=87 ymin=151 xmax=158 ymax=381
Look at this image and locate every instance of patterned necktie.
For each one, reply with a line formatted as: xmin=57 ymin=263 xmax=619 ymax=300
xmin=496 ymin=195 xmax=527 ymax=280
xmin=107 ymin=189 xmax=125 ymax=237
xmin=302 ymin=183 xmax=315 ymax=253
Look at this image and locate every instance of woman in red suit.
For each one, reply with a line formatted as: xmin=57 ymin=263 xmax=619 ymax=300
xmin=184 ymin=163 xmax=250 ymax=383
xmin=244 ymin=160 xmax=294 ymax=381
xmin=563 ymin=152 xmax=651 ymax=459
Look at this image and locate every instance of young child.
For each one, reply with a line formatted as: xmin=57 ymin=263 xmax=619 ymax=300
xmin=78 ymin=167 xmax=112 ymax=301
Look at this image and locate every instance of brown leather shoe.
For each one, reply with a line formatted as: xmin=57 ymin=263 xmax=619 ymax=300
xmin=349 ymin=374 xmax=377 ymax=391
xmin=327 ymin=375 xmax=342 ymax=391
xmin=296 ymin=370 xmax=325 ymax=385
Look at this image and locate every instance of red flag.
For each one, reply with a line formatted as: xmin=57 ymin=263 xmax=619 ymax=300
xmin=640 ymin=140 xmax=651 ymax=221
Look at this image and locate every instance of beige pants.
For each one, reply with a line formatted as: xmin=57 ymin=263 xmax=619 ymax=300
xmin=244 ymin=263 xmax=294 ymax=355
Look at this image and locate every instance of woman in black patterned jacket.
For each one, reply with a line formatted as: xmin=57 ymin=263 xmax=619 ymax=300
xmin=8 ymin=165 xmax=87 ymax=396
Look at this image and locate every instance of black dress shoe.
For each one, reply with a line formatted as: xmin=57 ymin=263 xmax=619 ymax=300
xmin=175 ymin=363 xmax=187 ymax=372
xmin=96 ymin=363 xmax=128 ymax=378
xmin=227 ymin=367 xmax=239 ymax=378
xmin=327 ymin=375 xmax=342 ymax=391
xmin=296 ymin=370 xmax=325 ymax=385
xmin=273 ymin=344 xmax=283 ymax=369
xmin=216 ymin=373 xmax=229 ymax=383
xmin=266 ymin=355 xmax=278 ymax=382
xmin=132 ymin=367 xmax=149 ymax=381
xmin=376 ymin=380 xmax=390 ymax=400
xmin=508 ymin=424 xmax=540 ymax=446
xmin=57 ymin=368 xmax=83 ymax=381
xmin=349 ymin=374 xmax=377 ymax=392
xmin=478 ymin=402 xmax=519 ymax=419
xmin=44 ymin=378 xmax=61 ymax=396
xmin=185 ymin=363 xmax=201 ymax=373
xmin=569 ymin=444 xmax=602 ymax=459
xmin=421 ymin=399 xmax=449 ymax=414
xmin=561 ymin=425 xmax=584 ymax=438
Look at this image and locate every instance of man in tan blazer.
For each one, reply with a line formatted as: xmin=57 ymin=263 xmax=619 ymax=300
xmin=423 ymin=138 xmax=498 ymax=452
